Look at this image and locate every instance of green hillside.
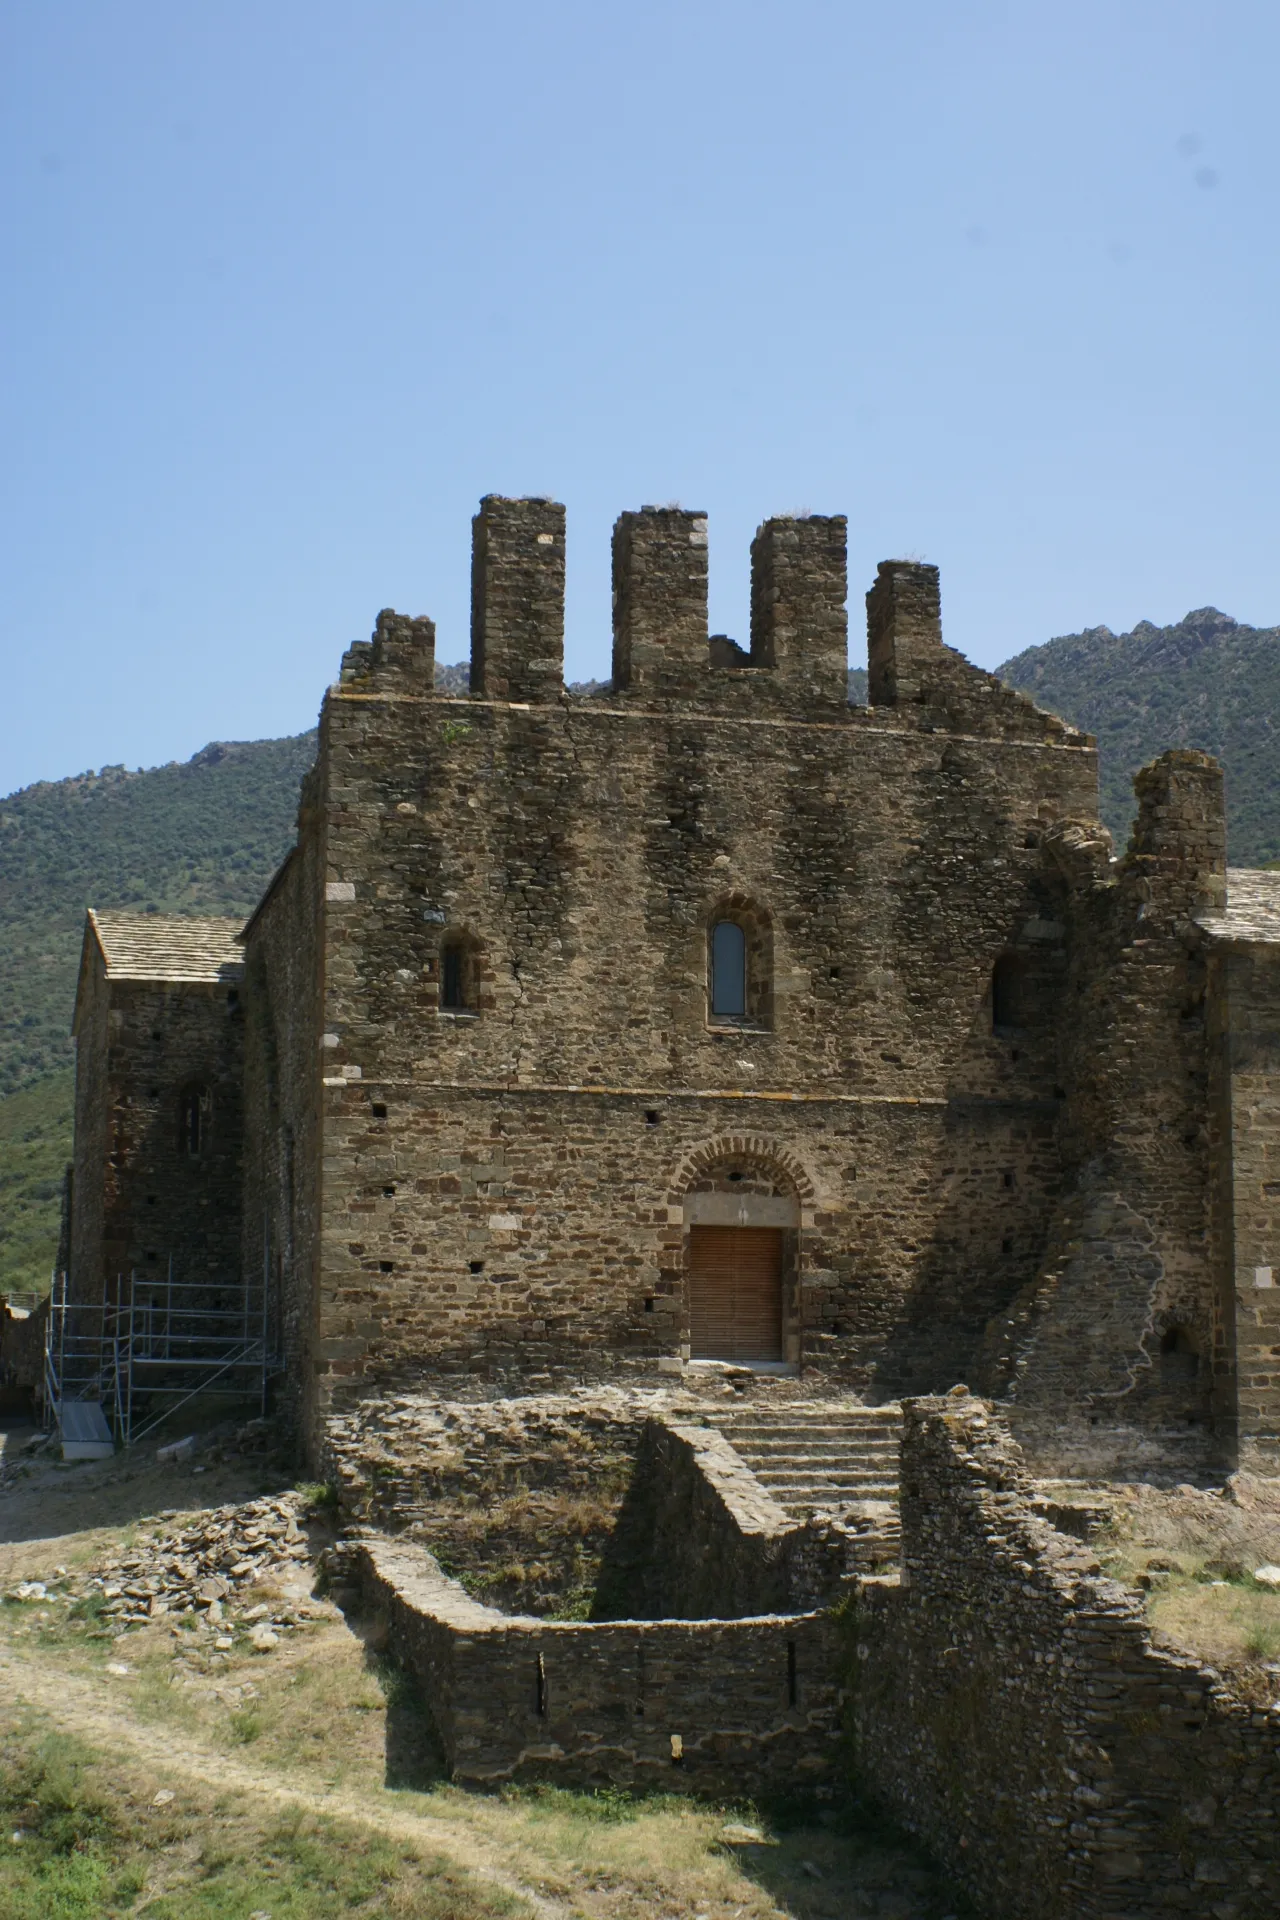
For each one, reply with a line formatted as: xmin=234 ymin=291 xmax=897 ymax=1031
xmin=0 ymin=1070 xmax=73 ymax=1295
xmin=999 ymin=608 xmax=1280 ymax=863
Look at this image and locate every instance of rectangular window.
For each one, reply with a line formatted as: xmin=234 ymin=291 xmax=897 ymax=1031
xmin=442 ymin=945 xmax=464 ymax=1010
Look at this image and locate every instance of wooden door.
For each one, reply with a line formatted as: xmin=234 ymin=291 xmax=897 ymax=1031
xmin=688 ymin=1226 xmax=783 ymax=1363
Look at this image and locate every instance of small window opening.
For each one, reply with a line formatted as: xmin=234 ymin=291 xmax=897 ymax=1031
xmin=442 ymin=943 xmax=465 ymax=1009
xmin=182 ymin=1088 xmax=206 ymax=1157
xmin=1161 ymin=1325 xmax=1199 ymax=1387
xmin=440 ymin=934 xmax=480 ymax=1014
xmin=669 ymin=1733 xmax=684 ymax=1765
xmin=470 ymin=1260 xmax=485 ymax=1274
xmin=710 ymin=920 xmax=747 ymax=1020
xmin=379 ymin=1260 xmax=394 ymax=1274
xmin=787 ymin=1639 xmax=798 ymax=1708
xmin=535 ymin=1653 xmax=548 ymax=1718
xmin=727 ymin=1169 xmax=743 ymax=1183
xmin=371 ymin=1102 xmax=388 ymax=1119
xmin=644 ymin=1296 xmax=655 ymax=1313
xmin=992 ymin=954 xmax=1029 ymax=1034
xmin=645 ymin=1110 xmax=661 ymax=1126
xmin=1003 ymin=1170 xmax=1016 ymax=1190
xmin=383 ymin=1185 xmax=396 ymax=1198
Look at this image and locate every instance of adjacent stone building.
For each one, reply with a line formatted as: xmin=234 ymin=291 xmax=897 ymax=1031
xmin=67 ymin=498 xmax=1280 ymax=1478
xmin=69 ymin=912 xmax=245 ymax=1307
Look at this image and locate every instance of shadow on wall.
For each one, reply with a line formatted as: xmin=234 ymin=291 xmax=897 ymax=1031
xmin=863 ymin=1095 xmax=1060 ymax=1404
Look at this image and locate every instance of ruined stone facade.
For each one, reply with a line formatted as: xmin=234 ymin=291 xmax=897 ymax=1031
xmin=68 ymin=496 xmax=1280 ymax=1477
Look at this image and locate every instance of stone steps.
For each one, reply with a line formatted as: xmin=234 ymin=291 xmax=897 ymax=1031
xmin=708 ymin=1402 xmax=902 ymax=1518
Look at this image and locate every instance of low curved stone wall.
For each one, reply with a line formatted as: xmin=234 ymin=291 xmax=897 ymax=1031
xmin=358 ymin=1533 xmax=841 ymax=1797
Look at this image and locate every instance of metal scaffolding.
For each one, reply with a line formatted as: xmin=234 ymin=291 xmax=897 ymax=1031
xmin=45 ymin=1262 xmax=280 ymax=1450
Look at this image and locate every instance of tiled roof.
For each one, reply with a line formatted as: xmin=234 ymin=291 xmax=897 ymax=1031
xmin=87 ymin=910 xmax=245 ymax=982
xmin=1196 ymin=869 xmax=1280 ymax=947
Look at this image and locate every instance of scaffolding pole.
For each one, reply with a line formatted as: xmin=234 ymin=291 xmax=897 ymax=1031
xmin=44 ymin=1259 xmax=282 ymax=1450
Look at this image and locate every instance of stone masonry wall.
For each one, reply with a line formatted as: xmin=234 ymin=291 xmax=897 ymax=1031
xmin=596 ymin=1418 xmax=795 ymax=1620
xmin=72 ymin=961 xmax=245 ymax=1308
xmin=241 ymin=505 xmax=1100 ymax=1447
xmin=1209 ymin=944 xmax=1280 ymax=1470
xmin=359 ymin=1532 xmax=842 ymax=1797
xmin=595 ymin=1415 xmax=878 ymax=1620
xmin=321 ymin=1388 xmax=644 ymax=1616
xmin=848 ymin=1394 xmax=1280 ymax=1920
xmin=69 ymin=946 xmax=110 ymax=1306
xmin=240 ymin=763 xmax=325 ymax=1448
xmin=987 ymin=754 xmax=1229 ymax=1475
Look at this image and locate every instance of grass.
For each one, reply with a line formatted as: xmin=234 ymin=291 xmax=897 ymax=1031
xmin=1092 ymin=1479 xmax=1280 ymax=1680
xmin=0 ymin=1720 xmax=520 ymax=1919
xmin=0 ymin=1529 xmax=972 ymax=1919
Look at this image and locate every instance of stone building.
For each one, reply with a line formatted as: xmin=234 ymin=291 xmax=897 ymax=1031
xmin=69 ymin=912 xmax=245 ymax=1306
xmin=67 ymin=498 xmax=1280 ymax=1478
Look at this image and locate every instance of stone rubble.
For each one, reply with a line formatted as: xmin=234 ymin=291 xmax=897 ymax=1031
xmin=3 ymin=1490 xmax=321 ymax=1639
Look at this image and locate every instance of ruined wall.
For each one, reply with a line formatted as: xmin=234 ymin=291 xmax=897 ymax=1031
xmin=848 ymin=1395 xmax=1280 ymax=1920
xmin=250 ymin=497 xmax=1099 ymax=1441
xmin=988 ymin=754 xmax=1227 ymax=1475
xmin=594 ymin=1415 xmax=875 ymax=1619
xmin=596 ymin=1419 xmax=795 ymax=1620
xmin=72 ymin=960 xmax=245 ymax=1306
xmin=360 ymin=1533 xmax=842 ymax=1796
xmin=321 ymin=1388 xmax=645 ymax=1616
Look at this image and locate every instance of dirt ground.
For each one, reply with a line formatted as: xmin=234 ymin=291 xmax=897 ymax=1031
xmin=0 ymin=1418 xmax=975 ymax=1920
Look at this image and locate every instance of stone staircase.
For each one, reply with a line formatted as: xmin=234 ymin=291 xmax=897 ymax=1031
xmin=707 ymin=1402 xmax=902 ymax=1516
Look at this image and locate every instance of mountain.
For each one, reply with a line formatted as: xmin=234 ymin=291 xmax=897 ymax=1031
xmin=999 ymin=609 xmax=1280 ymax=864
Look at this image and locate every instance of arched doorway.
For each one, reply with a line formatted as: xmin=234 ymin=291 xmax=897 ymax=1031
xmin=675 ymin=1144 xmax=805 ymax=1366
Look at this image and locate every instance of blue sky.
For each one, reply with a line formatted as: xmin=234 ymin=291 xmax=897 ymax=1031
xmin=2 ymin=1 xmax=1278 ymax=794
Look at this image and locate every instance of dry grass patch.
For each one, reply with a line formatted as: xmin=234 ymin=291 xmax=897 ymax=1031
xmin=1092 ymin=1476 xmax=1280 ymax=1687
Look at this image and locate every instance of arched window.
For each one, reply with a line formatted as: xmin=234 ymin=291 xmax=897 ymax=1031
xmin=710 ymin=920 xmax=747 ymax=1020
xmin=439 ymin=934 xmax=480 ymax=1014
xmin=991 ymin=954 xmax=1028 ymax=1034
xmin=181 ymin=1087 xmax=207 ymax=1157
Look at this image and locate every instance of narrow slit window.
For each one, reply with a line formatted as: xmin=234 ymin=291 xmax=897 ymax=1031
xmin=182 ymin=1089 xmax=205 ymax=1158
xmin=441 ymin=943 xmax=465 ymax=1011
xmin=710 ymin=920 xmax=747 ymax=1020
